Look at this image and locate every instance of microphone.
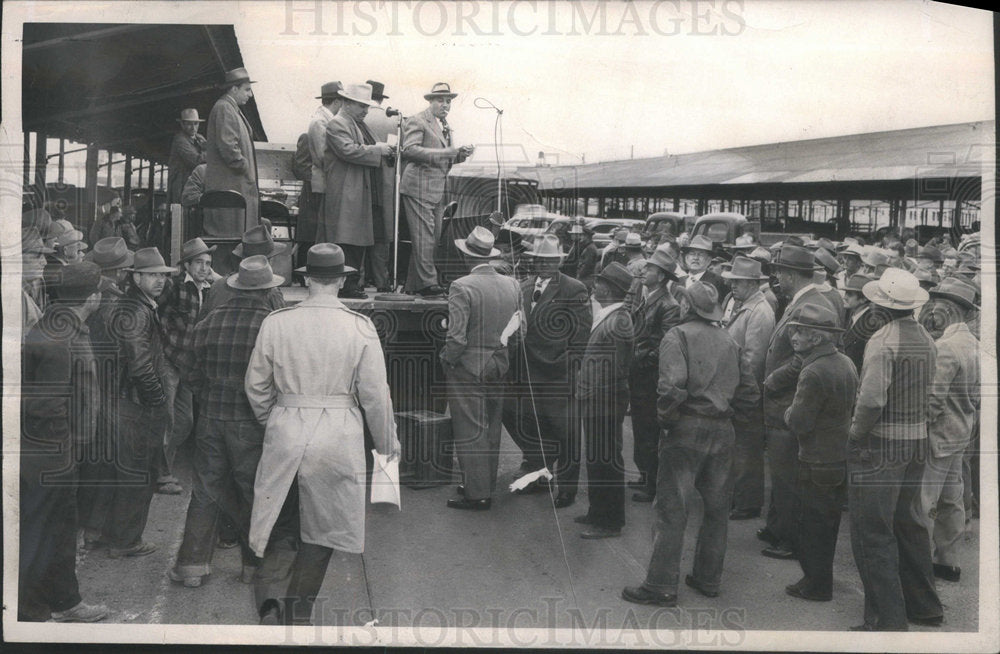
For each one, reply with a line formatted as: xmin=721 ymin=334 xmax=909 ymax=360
xmin=384 ymin=107 xmax=401 ymax=117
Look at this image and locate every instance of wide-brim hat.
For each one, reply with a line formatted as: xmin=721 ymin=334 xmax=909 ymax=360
xmin=366 ymin=80 xmax=388 ymax=101
xmin=222 ymin=67 xmax=256 ymax=87
xmin=227 ymin=255 xmax=285 ymax=290
xmin=127 ymin=247 xmax=177 ymax=274
xmin=861 ymin=247 xmax=892 ymax=269
xmin=681 ymin=234 xmax=715 ymax=254
xmin=176 ymin=108 xmax=204 ymax=123
xmin=178 ymin=237 xmax=218 ymax=263
xmin=455 ymin=225 xmax=500 ymax=258
xmin=929 ymin=277 xmax=979 ymax=310
xmin=424 ymin=82 xmax=457 ymax=100
xmin=771 ymin=244 xmax=815 ymax=272
xmin=839 ymin=244 xmax=864 ymax=259
xmin=316 ymin=81 xmax=343 ymax=99
xmin=862 ymin=268 xmax=929 ymax=310
xmin=54 ymin=228 xmax=87 ymax=249
xmin=687 ymin=281 xmax=724 ymax=321
xmin=786 ymin=302 xmax=844 ymax=332
xmin=622 ymin=233 xmax=644 ymax=250
xmin=813 ymin=247 xmax=841 ymax=275
xmin=596 ymin=262 xmax=634 ymax=296
xmin=843 ymin=273 xmax=874 ymax=293
xmin=644 ymin=248 xmax=679 ymax=280
xmin=294 ymin=243 xmax=356 ymax=278
xmin=85 ymin=237 xmax=134 ymax=270
xmin=233 ymin=225 xmax=287 ymax=258
xmin=722 ymin=255 xmax=768 ymax=280
xmin=729 ymin=234 xmax=756 ymax=249
xmin=917 ymin=245 xmax=945 ymax=264
xmin=523 ymin=233 xmax=564 ymax=258
xmin=339 ymin=83 xmax=379 ymax=107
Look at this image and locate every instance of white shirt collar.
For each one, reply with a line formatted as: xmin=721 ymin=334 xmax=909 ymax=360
xmin=850 ymin=303 xmax=869 ymax=326
xmin=592 ymin=301 xmax=624 ymax=332
xmin=184 ymin=272 xmax=212 ymax=290
xmin=685 ymin=270 xmax=705 ymax=286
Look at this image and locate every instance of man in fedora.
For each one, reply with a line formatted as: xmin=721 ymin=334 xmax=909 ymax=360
xmin=775 ymin=303 xmax=857 ymax=602
xmin=836 ymin=243 xmax=864 ymax=290
xmin=168 ymin=108 xmax=207 ymax=206
xmin=503 ymin=234 xmax=591 ymax=507
xmin=205 ymin=67 xmax=260 ymax=236
xmin=758 ymin=244 xmax=835 ymax=560
xmin=198 ymin=225 xmax=287 ymax=319
xmin=917 ymin=278 xmax=980 ymax=586
xmin=722 ymin=256 xmax=776 ymax=521
xmin=622 ymin=282 xmax=757 ymax=607
xmin=442 ymin=227 xmax=520 ymax=510
xmin=399 ymin=82 xmax=475 ymax=297
xmin=156 ymin=237 xmax=220 ymax=494
xmin=89 ymin=204 xmax=141 ymax=250
xmin=300 ymin=82 xmax=344 ymax=267
xmin=842 ymin=273 xmax=890 ymax=373
xmin=681 ymin=235 xmax=728 ymax=301
xmin=364 ymin=80 xmax=400 ymax=292
xmin=847 ymin=268 xmax=941 ymax=631
xmin=170 ymin=256 xmax=285 ymax=589
xmin=245 ymin=243 xmax=399 ymax=625
xmin=628 ymin=246 xmax=682 ymax=503
xmin=20 ymin=262 xmax=109 ymax=622
xmin=561 ymin=222 xmax=599 ymax=290
xmin=319 ymin=83 xmax=396 ymax=299
xmin=599 ymin=228 xmax=630 ymax=271
xmin=99 ymin=247 xmax=177 ymax=559
xmin=620 ymin=232 xmax=648 ymax=310
xmin=575 ymin=262 xmax=635 ymax=537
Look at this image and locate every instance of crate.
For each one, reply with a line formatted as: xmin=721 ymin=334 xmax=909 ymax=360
xmin=395 ymin=410 xmax=456 ymax=489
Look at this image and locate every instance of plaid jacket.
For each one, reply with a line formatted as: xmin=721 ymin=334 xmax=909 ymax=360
xmin=185 ymin=292 xmax=274 ymax=421
xmin=160 ymin=273 xmax=211 ymax=370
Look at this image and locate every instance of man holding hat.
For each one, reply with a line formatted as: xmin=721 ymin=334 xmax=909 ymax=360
xmin=205 ymin=67 xmax=260 ymax=236
xmin=198 ymin=225 xmax=287 ymax=319
xmin=168 ymin=108 xmax=207 ymax=206
xmin=575 ymin=262 xmax=635 ymax=537
xmin=300 ymin=82 xmax=344 ymax=263
xmin=169 ymin=255 xmax=285 ymax=589
xmin=628 ymin=247 xmax=682 ymax=503
xmin=400 ymin=82 xmax=474 ymax=297
xmin=722 ymin=256 xmax=776 ymax=520
xmin=622 ymin=282 xmax=758 ymax=607
xmin=681 ymin=235 xmax=728 ymax=301
xmin=503 ymin=234 xmax=592 ymax=506
xmin=561 ymin=221 xmax=599 ymax=290
xmin=245 ymin=243 xmax=399 ymax=625
xmin=776 ymin=303 xmax=858 ymax=602
xmin=20 ymin=262 xmax=108 ymax=622
xmin=441 ymin=227 xmax=520 ymax=510
xmin=847 ymin=268 xmax=942 ymax=631
xmin=319 ymin=82 xmax=396 ymax=299
xmin=917 ymin=277 xmax=980 ymax=585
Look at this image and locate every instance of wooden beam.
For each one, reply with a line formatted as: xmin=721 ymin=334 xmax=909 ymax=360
xmin=85 ymin=144 xmax=99 ymax=232
xmin=34 ymin=133 xmax=48 ymax=207
xmin=24 ymin=24 xmax=155 ymax=51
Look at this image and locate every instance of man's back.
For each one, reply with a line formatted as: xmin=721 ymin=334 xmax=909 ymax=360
xmin=442 ymin=266 xmax=520 ymax=378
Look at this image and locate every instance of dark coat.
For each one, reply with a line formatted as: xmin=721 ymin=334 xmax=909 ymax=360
xmin=319 ymin=112 xmax=385 ymax=245
xmin=112 ymin=285 xmax=169 ymax=407
xmin=576 ymin=305 xmax=634 ymax=408
xmin=630 ymin=285 xmax=682 ymax=392
xmin=513 ymin=272 xmax=592 ymax=384
xmin=167 ymin=130 xmax=207 ymax=205
xmin=843 ymin=303 xmax=893 ymax=373
xmin=561 ymin=241 xmax=599 ymax=289
xmin=204 ymin=93 xmax=259 ymax=234
xmin=686 ymin=269 xmax=729 ymax=304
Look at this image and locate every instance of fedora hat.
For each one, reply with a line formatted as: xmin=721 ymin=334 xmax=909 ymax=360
xmin=839 ymin=244 xmax=864 ymax=259
xmin=21 ymin=226 xmax=55 ymax=255
xmin=747 ymin=246 xmax=772 ymax=264
xmin=771 ymin=244 xmax=815 ymax=272
xmin=227 ymin=255 xmax=285 ymax=290
xmin=913 ymin=267 xmax=940 ymax=288
xmin=813 ymin=247 xmax=841 ymax=275
xmin=862 ymin=268 xmax=929 ymax=310
xmin=843 ymin=273 xmax=874 ymax=293
xmin=222 ymin=67 xmax=256 ymax=86
xmin=930 ymin=276 xmax=979 ymax=310
xmin=233 ymin=225 xmax=287 ymax=258
xmin=294 ymin=243 xmax=356 ymax=278
xmin=681 ymin=235 xmax=715 ymax=254
xmin=84 ymin=237 xmax=134 ymax=270
xmin=315 ymin=81 xmax=343 ymax=99
xmin=495 ymin=228 xmax=525 ymax=253
xmin=645 ymin=247 xmax=679 ymax=280
xmin=730 ymin=234 xmax=756 ymax=249
xmin=455 ymin=226 xmax=500 ymax=258
xmin=366 ymin=80 xmax=388 ymax=101
xmin=812 ymin=237 xmax=837 ymax=255
xmin=424 ymin=82 xmax=458 ymax=100
xmin=176 ymin=108 xmax=204 ymax=123
xmin=54 ymin=227 xmax=87 ymax=249
xmin=127 ymin=247 xmax=177 ymax=274
xmin=786 ymin=302 xmax=844 ymax=332
xmin=178 ymin=237 xmax=218 ymax=263
xmin=917 ymin=245 xmax=944 ymax=264
xmin=53 ymin=262 xmax=103 ymax=300
xmin=524 ymin=233 xmax=564 ymax=258
xmin=687 ymin=281 xmax=724 ymax=321
xmin=861 ymin=247 xmax=892 ymax=269
xmin=723 ymin=255 xmax=768 ymax=280
xmin=623 ymin=233 xmax=643 ymax=250
xmin=339 ymin=83 xmax=379 ymax=107
xmin=596 ymin=262 xmax=633 ymax=296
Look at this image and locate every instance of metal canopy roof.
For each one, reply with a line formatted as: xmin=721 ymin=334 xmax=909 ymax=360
xmin=22 ymin=23 xmax=267 ymax=163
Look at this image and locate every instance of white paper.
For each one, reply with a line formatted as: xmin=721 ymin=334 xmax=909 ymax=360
xmin=386 ymin=132 xmax=398 ymax=147
xmin=508 ymin=467 xmax=553 ymax=493
xmin=370 ymin=449 xmax=401 ymax=509
xmin=499 ymin=310 xmax=522 ymax=346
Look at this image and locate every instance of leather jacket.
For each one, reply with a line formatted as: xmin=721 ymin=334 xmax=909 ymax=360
xmin=113 ymin=285 xmax=168 ymax=407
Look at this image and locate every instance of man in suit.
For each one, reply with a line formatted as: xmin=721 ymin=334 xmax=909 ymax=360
xmin=758 ymin=245 xmax=835 ymax=560
xmin=167 ymin=108 xmax=207 ymax=206
xmin=205 ymin=68 xmax=259 ymax=237
xmin=575 ymin=263 xmax=635 ymax=538
xmin=681 ymin=235 xmax=728 ymax=302
xmin=364 ymin=80 xmax=400 ymax=292
xmin=319 ymin=83 xmax=396 ymax=299
xmin=399 ymin=82 xmax=474 ymax=297
xmin=300 ymin=82 xmax=343 ymax=269
xmin=504 ymin=234 xmax=592 ymax=507
xmin=442 ymin=227 xmax=521 ymax=510
xmin=628 ymin=247 xmax=682 ymax=503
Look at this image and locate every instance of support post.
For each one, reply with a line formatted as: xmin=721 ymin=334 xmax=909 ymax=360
xmin=34 ymin=132 xmax=48 ymax=208
xmin=85 ymin=144 xmax=100 ymax=233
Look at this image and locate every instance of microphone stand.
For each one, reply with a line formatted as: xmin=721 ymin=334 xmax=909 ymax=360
xmin=379 ymin=107 xmax=411 ymax=301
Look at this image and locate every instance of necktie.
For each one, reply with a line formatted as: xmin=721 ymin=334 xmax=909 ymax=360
xmin=440 ymin=117 xmax=452 ymax=147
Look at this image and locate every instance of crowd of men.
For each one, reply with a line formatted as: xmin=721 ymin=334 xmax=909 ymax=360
xmin=16 ymin=66 xmax=984 ymax=631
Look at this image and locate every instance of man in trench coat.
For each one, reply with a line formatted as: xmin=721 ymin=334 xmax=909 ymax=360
xmin=245 ymin=243 xmax=399 ymax=625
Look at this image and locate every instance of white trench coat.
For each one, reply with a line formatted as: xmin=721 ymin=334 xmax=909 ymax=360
xmin=244 ymin=295 xmax=397 ymax=556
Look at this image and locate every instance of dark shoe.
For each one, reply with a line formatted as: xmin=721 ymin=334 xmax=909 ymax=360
xmin=553 ymin=493 xmax=575 ymax=508
xmin=376 ymin=286 xmax=392 ymax=293
xmin=785 ymin=583 xmax=831 ymax=602
xmin=632 ymin=491 xmax=655 ymax=503
xmin=684 ymin=574 xmax=719 ymax=598
xmin=909 ymin=615 xmax=943 ymax=627
xmin=573 ymin=514 xmax=594 ymax=525
xmin=259 ymin=600 xmax=282 ymax=626
xmin=447 ymin=497 xmax=491 ymax=511
xmin=456 ymin=484 xmax=466 ymax=496
xmin=50 ymin=601 xmax=109 ymax=623
xmin=156 ymin=481 xmax=184 ymax=495
xmin=580 ymin=526 xmax=621 ymax=539
xmin=514 ymin=479 xmax=549 ymax=495
xmin=756 ymin=527 xmax=780 ymax=546
xmin=416 ymin=285 xmax=446 ymax=297
xmin=168 ymin=569 xmax=203 ymax=588
xmin=339 ymin=289 xmax=369 ymax=299
xmin=933 ymin=563 xmax=961 ymax=582
xmin=621 ymin=586 xmax=677 ymax=607
xmin=729 ymin=508 xmax=761 ymax=520
xmin=761 ymin=545 xmax=797 ymax=560
xmin=107 ymin=541 xmax=157 ymax=558
xmin=849 ymin=623 xmax=877 ymax=631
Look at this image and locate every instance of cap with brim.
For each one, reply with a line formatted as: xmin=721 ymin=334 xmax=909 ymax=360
xmin=722 ymin=256 xmax=768 ymax=280
xmin=687 ymin=281 xmax=724 ymax=321
xmin=227 ymin=255 xmax=285 ymax=290
xmin=929 ymin=277 xmax=979 ymax=310
xmin=127 ymin=247 xmax=178 ymax=273
xmin=294 ymin=243 xmax=356 ymax=278
xmin=233 ymin=225 xmax=287 ymax=258
xmin=862 ymin=268 xmax=929 ymax=310
xmin=786 ymin=302 xmax=844 ymax=332
xmin=523 ymin=233 xmax=563 ymax=258
xmin=455 ymin=226 xmax=500 ymax=258
xmin=84 ymin=237 xmax=134 ymax=270
xmin=54 ymin=228 xmax=87 ymax=249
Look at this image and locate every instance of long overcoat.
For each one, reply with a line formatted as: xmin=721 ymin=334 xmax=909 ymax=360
xmin=318 ymin=113 xmax=384 ymax=245
xmin=204 ymin=93 xmax=260 ymax=234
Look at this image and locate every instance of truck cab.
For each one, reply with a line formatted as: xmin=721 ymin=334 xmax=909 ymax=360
xmin=691 ymin=212 xmax=762 ymax=246
xmin=643 ymin=211 xmax=697 ymax=240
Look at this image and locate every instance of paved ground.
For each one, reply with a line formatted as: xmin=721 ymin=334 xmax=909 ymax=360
xmin=75 ymin=420 xmax=981 ymax=636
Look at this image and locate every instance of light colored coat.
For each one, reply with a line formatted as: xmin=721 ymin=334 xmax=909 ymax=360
xmin=927 ymin=321 xmax=979 ymax=457
xmin=307 ymin=104 xmax=336 ymax=192
xmin=244 ymin=296 xmax=397 ymax=555
xmin=399 ymin=107 xmax=467 ymax=204
xmin=204 ymin=93 xmax=260 ymax=233
xmin=725 ymin=290 xmax=776 ymax=386
xmin=318 ymin=112 xmax=384 ymax=245
xmin=441 ymin=264 xmax=520 ymax=379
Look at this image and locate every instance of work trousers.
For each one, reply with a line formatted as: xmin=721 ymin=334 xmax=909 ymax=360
xmin=629 ymin=369 xmax=660 ymax=496
xmin=643 ymin=413 xmax=734 ymax=596
xmin=502 ymin=384 xmax=581 ymax=494
xmin=731 ymin=406 xmax=765 ymax=512
xmin=581 ymin=394 xmax=627 ymax=531
xmin=102 ymin=399 xmax=160 ymax=548
xmin=918 ymin=451 xmax=966 ymax=568
xmin=160 ymin=360 xmax=195 ymax=480
xmin=848 ymin=435 xmax=942 ymax=631
xmin=174 ymin=417 xmax=264 ymax=577
xmin=796 ymin=460 xmax=846 ymax=597
xmin=401 ymin=193 xmax=444 ymax=292
xmin=367 ymin=241 xmax=392 ymax=289
xmin=77 ymin=414 xmax=117 ymax=539
xmin=447 ymin=362 xmax=506 ymax=500
xmin=339 ymin=244 xmax=367 ymax=293
xmin=765 ymin=425 xmax=800 ymax=550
